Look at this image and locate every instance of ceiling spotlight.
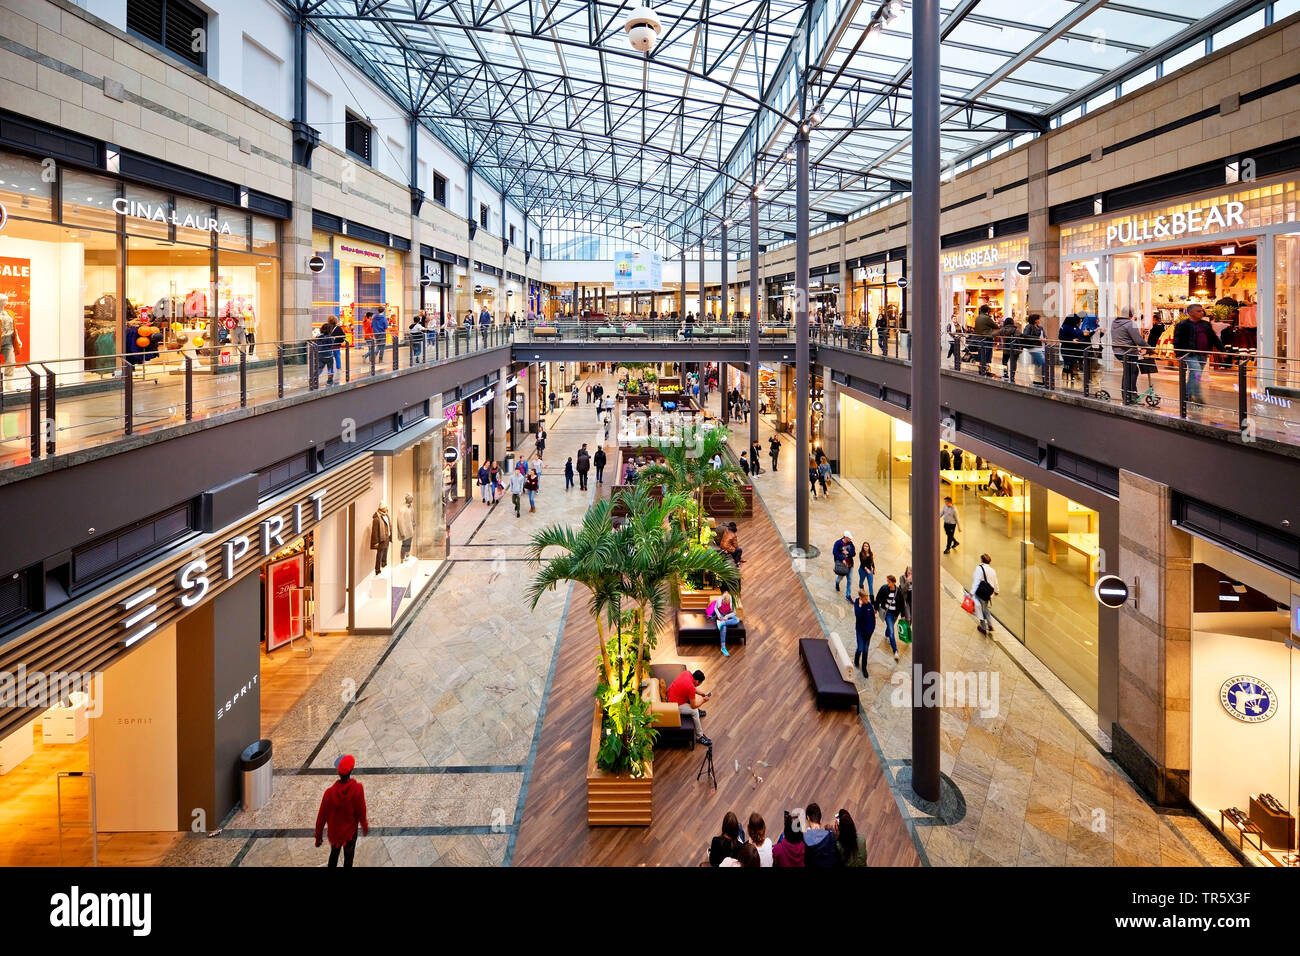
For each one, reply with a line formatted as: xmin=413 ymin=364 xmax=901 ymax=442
xmin=625 ymin=5 xmax=663 ymax=52
xmin=886 ymin=0 xmax=904 ymax=18
xmin=866 ymin=20 xmax=883 ymax=39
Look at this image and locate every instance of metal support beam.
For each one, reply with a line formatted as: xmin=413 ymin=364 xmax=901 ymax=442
xmin=911 ymin=0 xmax=942 ymax=805
xmin=698 ymin=235 xmax=706 ymax=327
xmin=795 ymin=126 xmax=810 ymax=553
xmin=679 ymin=245 xmax=687 ymax=319
xmin=749 ymin=187 xmax=760 ymax=453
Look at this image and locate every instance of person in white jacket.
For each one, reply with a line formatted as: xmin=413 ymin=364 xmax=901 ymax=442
xmin=971 ymin=553 xmax=999 ymax=635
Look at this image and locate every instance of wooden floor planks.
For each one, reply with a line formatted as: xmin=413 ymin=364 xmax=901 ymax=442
xmin=511 ymin=495 xmax=921 ymax=867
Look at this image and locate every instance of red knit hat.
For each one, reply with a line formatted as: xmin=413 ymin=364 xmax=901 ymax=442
xmin=336 ymin=754 xmax=355 ymax=775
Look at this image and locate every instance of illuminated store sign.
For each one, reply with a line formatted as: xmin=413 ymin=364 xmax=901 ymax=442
xmin=338 ymin=242 xmax=385 ymax=262
xmin=111 ymin=198 xmax=234 ymax=235
xmin=470 ymin=388 xmax=495 ymax=412
xmin=942 ymin=247 xmax=999 ymax=271
xmin=1104 ymin=201 xmax=1245 ymax=247
xmin=117 ymin=488 xmax=328 ymax=646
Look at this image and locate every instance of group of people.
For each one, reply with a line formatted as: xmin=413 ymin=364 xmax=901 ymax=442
xmin=477 ymin=457 xmax=543 ymax=517
xmin=726 ymin=386 xmax=751 ymax=421
xmin=707 ymin=804 xmax=868 ymax=867
xmin=738 ymin=436 xmax=781 ymax=476
xmin=807 ymin=451 xmax=834 ymax=499
xmin=565 ymin=442 xmax=607 ymax=491
xmin=831 ymin=532 xmax=909 ymax=667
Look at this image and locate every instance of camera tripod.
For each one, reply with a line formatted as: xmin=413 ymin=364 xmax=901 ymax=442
xmin=696 ymin=743 xmax=716 ymax=790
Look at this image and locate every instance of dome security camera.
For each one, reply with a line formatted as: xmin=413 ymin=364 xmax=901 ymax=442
xmin=625 ymin=5 xmax=663 ymax=52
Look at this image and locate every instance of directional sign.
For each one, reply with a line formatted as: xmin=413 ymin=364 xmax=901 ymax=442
xmin=896 ymin=276 xmax=908 ymax=289
xmin=1094 ymin=574 xmax=1129 ymax=608
xmin=1016 ymin=260 xmax=1033 ymax=276
xmin=420 ymin=274 xmax=433 ymax=288
xmin=506 ymin=400 xmax=519 ymax=412
xmin=308 ymin=254 xmax=325 ymax=274
xmin=443 ymin=446 xmax=459 ymax=462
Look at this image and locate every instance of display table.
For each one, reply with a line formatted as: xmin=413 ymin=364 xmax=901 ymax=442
xmin=42 ymin=692 xmax=90 ymax=744
xmin=979 ymin=496 xmax=1097 ymax=537
xmin=1048 ymin=532 xmax=1101 ymax=584
xmin=0 ymin=721 xmax=35 ymax=774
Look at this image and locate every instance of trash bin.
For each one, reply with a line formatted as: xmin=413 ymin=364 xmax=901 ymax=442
xmin=239 ymin=738 xmax=273 ymax=811
xmin=503 ymin=452 xmax=515 ymax=475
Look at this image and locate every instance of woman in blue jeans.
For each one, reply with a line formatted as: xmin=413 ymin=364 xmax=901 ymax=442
xmin=712 ymin=588 xmax=740 ymax=657
xmin=852 ymin=588 xmax=875 ymax=677
xmin=856 ymin=541 xmax=876 ymax=600
xmin=874 ymin=575 xmax=900 ymax=663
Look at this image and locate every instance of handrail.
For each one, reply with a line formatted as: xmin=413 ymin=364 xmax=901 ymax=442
xmin=812 ymin=325 xmax=1298 ymax=448
xmin=0 ymin=325 xmax=514 ymax=471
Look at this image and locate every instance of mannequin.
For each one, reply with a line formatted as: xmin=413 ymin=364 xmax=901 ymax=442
xmin=370 ymin=504 xmax=391 ymax=575
xmin=396 ymin=493 xmax=415 ymax=562
xmin=0 ymin=293 xmax=22 ymax=389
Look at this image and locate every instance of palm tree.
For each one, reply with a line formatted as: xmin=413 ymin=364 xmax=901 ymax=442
xmin=525 ymin=496 xmax=622 ymax=686
xmin=638 ymin=423 xmax=745 ymax=538
xmin=615 ymin=483 xmax=740 ymax=689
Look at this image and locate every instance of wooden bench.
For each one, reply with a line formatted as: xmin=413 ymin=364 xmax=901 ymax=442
xmin=676 ymin=610 xmax=746 ymax=646
xmin=798 ymin=638 xmax=859 ymax=712
xmin=703 ymin=483 xmax=754 ymax=518
xmin=530 ymin=326 xmax=560 ymax=338
xmin=759 ymin=328 xmax=790 ymax=339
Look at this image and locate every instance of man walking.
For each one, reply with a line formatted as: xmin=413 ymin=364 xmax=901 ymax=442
xmin=593 ymin=446 xmax=607 ymax=484
xmin=940 ymin=496 xmax=961 ymax=554
xmin=536 ymin=427 xmax=547 ymax=460
xmin=1172 ymin=303 xmax=1222 ymax=409
xmin=576 ymin=443 xmax=591 ymax=490
xmin=317 ymin=316 xmax=343 ymax=385
xmin=509 ymin=466 xmax=526 ymax=517
xmin=832 ymin=532 xmax=856 ymax=603
xmin=314 ymin=754 xmax=369 ymax=868
xmin=768 ymin=435 xmax=780 ymax=472
xmin=371 ymin=309 xmax=389 ymax=364
xmin=973 ymin=304 xmax=997 ymax=376
xmin=477 ymin=462 xmax=491 ymax=503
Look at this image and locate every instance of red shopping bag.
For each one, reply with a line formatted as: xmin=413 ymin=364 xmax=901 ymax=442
xmin=961 ymin=592 xmax=976 ymax=614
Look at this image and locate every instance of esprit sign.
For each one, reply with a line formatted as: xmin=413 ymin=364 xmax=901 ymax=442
xmin=116 ymin=488 xmax=328 ymax=648
xmin=111 ymin=198 xmax=234 ymax=235
xmin=1105 ymin=201 xmax=1245 ymax=247
xmin=941 ymin=247 xmax=999 ymax=272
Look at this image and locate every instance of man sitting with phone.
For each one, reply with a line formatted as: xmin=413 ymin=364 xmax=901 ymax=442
xmin=666 ymin=668 xmax=712 ymax=747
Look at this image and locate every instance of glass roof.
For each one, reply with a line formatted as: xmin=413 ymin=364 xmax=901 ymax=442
xmin=298 ymin=0 xmax=1272 ymax=256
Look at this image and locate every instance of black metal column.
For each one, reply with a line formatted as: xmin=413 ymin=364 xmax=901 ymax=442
xmin=749 ymin=187 xmax=760 ymax=452
xmin=679 ymin=242 xmax=687 ymax=318
xmin=699 ymin=234 xmax=706 ymax=324
xmin=795 ymin=127 xmax=810 ymax=553
xmin=910 ymin=0 xmax=942 ymax=804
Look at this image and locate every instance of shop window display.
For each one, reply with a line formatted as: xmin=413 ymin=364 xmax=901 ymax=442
xmin=310 ymin=232 xmax=402 ymax=348
xmin=1189 ymin=538 xmax=1298 ymax=866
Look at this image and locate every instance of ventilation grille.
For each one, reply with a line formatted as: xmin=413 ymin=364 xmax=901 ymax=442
xmin=72 ymin=502 xmax=194 ymax=589
xmin=1177 ymin=495 xmax=1300 ymax=580
xmin=958 ymin=415 xmax=1040 ymax=463
xmin=1048 ymin=447 xmax=1119 ymax=495
xmin=258 ymin=452 xmax=314 ymax=498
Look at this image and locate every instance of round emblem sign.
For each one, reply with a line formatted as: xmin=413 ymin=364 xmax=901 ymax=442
xmin=0 ymin=200 xmax=8 ymax=233
xmin=308 ymin=254 xmax=325 ymax=274
xmin=420 ymin=274 xmax=433 ymax=288
xmin=1093 ymin=574 xmax=1129 ymax=608
xmin=1015 ymin=259 xmax=1033 ymax=276
xmin=506 ymin=400 xmax=519 ymax=412
xmin=222 ymin=317 xmax=238 ymax=330
xmin=1219 ymin=675 xmax=1278 ymax=723
xmin=443 ymin=446 xmax=459 ymax=462
xmin=896 ymin=276 xmax=908 ymax=289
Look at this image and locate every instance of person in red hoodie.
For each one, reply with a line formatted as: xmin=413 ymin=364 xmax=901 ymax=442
xmin=315 ymin=754 xmax=369 ymax=867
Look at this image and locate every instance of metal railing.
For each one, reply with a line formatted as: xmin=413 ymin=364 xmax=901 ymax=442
xmin=814 ymin=324 xmax=1300 ymax=447
xmin=0 ymin=325 xmax=513 ymax=471
xmin=521 ymin=318 xmax=790 ymax=343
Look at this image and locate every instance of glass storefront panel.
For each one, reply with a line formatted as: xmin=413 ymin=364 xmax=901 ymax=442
xmin=1189 ymin=537 xmax=1298 ymax=866
xmin=311 ymin=233 xmax=401 ymax=346
xmin=0 ymin=153 xmax=54 ymax=222
xmin=126 ymin=235 xmax=216 ymax=361
xmin=217 ymin=245 xmax=279 ymax=349
xmin=838 ymin=393 xmax=893 ymax=517
xmin=0 ymin=219 xmax=118 ymax=375
xmin=61 ymin=169 xmax=119 ymax=231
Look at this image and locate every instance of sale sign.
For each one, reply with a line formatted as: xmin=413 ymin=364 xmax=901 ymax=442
xmin=265 ymin=553 xmax=305 ymax=652
xmin=0 ymin=256 xmax=32 ymax=365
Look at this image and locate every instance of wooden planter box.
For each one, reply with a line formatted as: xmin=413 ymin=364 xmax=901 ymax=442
xmin=587 ymin=701 xmax=653 ymax=826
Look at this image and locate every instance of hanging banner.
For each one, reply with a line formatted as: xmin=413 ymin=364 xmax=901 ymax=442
xmin=613 ymin=247 xmax=662 ymax=291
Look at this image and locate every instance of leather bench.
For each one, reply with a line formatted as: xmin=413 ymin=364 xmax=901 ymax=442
xmin=799 ymin=638 xmax=859 ymax=712
xmin=643 ymin=663 xmax=696 ymax=749
xmin=676 ymin=610 xmax=746 ymax=646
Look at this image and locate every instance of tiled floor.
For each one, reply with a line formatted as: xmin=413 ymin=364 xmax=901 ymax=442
xmin=159 ymin=376 xmax=607 ymax=866
xmin=734 ymin=393 xmax=1236 ymax=867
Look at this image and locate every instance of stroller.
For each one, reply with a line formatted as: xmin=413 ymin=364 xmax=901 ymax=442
xmin=569 ymin=389 xmax=579 ymax=406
